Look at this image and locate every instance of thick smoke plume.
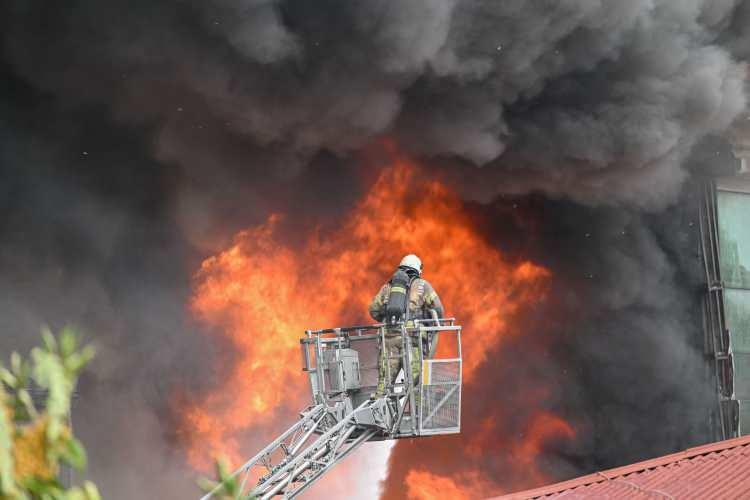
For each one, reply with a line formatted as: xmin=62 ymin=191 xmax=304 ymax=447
xmin=0 ymin=0 xmax=748 ymax=498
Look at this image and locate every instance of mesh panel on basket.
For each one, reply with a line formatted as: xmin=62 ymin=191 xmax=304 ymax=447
xmin=421 ymin=384 xmax=460 ymax=430
xmin=429 ymin=361 xmax=459 ymax=383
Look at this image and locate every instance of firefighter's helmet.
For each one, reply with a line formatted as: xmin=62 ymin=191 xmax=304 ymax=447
xmin=399 ymin=254 xmax=422 ymax=275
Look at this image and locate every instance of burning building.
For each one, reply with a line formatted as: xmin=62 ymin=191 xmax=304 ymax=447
xmin=701 ymin=115 xmax=750 ymax=439
xmin=1 ymin=1 xmax=750 ymax=499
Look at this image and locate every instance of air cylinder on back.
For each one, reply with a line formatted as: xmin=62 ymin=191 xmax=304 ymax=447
xmin=385 ymin=268 xmax=411 ymax=323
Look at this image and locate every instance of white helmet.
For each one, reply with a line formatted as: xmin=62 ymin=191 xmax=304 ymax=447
xmin=399 ymin=254 xmax=422 ymax=275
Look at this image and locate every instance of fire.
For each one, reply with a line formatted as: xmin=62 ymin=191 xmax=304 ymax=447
xmin=177 ymin=153 xmax=551 ymax=474
xmin=514 ymin=412 xmax=576 ymax=472
xmin=406 ymin=470 xmax=490 ymax=500
xmin=403 ymin=413 xmax=575 ymax=499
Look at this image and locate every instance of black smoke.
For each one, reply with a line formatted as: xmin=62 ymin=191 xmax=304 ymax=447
xmin=0 ymin=1 xmax=748 ymax=498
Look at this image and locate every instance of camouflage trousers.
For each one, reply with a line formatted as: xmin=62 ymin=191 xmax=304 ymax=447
xmin=375 ymin=334 xmax=421 ymax=408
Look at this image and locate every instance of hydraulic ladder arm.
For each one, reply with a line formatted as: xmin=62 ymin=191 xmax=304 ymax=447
xmin=200 ymin=399 xmax=385 ymax=500
xmin=200 ymin=319 xmax=462 ymax=499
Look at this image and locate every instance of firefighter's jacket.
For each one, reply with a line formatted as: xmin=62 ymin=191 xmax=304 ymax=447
xmin=369 ymin=277 xmax=444 ymax=322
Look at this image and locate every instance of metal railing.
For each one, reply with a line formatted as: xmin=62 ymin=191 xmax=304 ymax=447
xmin=301 ymin=315 xmax=462 ymax=437
xmin=201 ymin=317 xmax=462 ymax=499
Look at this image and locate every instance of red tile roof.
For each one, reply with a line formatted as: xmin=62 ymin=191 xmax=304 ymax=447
xmin=493 ymin=435 xmax=750 ymax=499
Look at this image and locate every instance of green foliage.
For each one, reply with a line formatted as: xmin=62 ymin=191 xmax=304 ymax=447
xmin=0 ymin=327 xmax=100 ymax=500
xmin=0 ymin=383 xmax=19 ymax=498
xmin=198 ymin=458 xmax=254 ymax=500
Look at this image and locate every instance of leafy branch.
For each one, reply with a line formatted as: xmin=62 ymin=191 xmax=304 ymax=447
xmin=0 ymin=327 xmax=100 ymax=500
xmin=198 ymin=458 xmax=255 ymax=500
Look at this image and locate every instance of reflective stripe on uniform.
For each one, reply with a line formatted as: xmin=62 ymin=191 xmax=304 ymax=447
xmin=390 ymin=286 xmax=407 ymax=294
xmin=426 ymin=291 xmax=438 ymax=302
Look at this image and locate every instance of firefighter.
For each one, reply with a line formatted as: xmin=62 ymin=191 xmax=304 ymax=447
xmin=369 ymin=254 xmax=444 ymax=400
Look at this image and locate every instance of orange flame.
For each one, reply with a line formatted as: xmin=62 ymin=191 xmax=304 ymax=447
xmin=404 ymin=412 xmax=575 ymax=499
xmin=406 ymin=470 xmax=492 ymax=500
xmin=178 ymin=154 xmax=551 ymax=471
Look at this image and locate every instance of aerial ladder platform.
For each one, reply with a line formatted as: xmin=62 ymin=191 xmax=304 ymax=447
xmin=200 ymin=313 xmax=462 ymax=499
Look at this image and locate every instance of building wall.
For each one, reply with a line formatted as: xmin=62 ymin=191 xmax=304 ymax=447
xmin=702 ymin=114 xmax=750 ymax=439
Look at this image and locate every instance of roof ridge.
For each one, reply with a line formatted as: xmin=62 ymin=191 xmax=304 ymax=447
xmin=491 ymin=435 xmax=750 ymax=499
